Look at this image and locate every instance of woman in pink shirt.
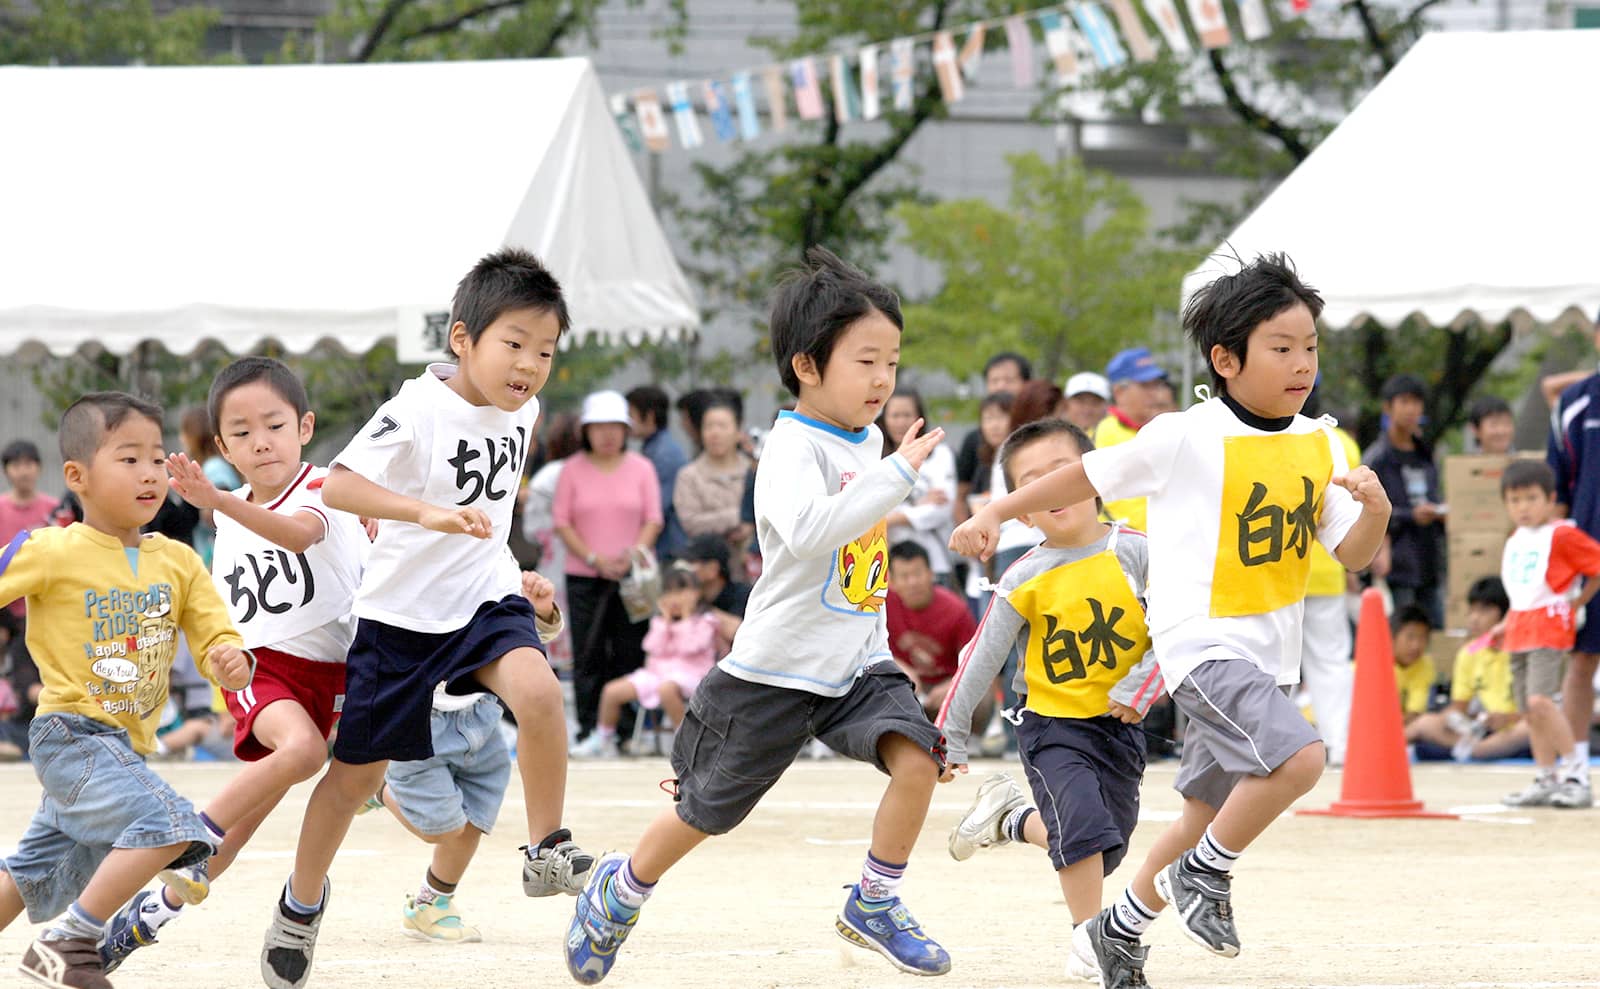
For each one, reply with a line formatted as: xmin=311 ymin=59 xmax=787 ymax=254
xmin=1 ymin=441 xmax=60 ymax=621
xmin=554 ymin=391 xmax=663 ymax=745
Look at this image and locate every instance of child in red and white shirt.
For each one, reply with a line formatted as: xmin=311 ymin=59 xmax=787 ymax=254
xmin=1499 ymin=459 xmax=1600 ymax=809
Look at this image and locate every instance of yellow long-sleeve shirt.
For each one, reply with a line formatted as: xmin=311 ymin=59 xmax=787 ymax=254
xmin=0 ymin=524 xmax=241 ymax=754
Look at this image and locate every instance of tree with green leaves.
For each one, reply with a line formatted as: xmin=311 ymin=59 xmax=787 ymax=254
xmin=0 ymin=0 xmax=216 ymax=65
xmin=895 ymin=152 xmax=1190 ymax=384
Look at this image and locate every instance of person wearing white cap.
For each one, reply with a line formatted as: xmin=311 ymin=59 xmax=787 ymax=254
xmin=1062 ymin=372 xmax=1111 ymax=435
xmin=554 ymin=390 xmax=664 ymax=749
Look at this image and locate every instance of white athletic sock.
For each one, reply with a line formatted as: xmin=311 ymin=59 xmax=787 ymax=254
xmin=145 ymin=889 xmax=186 ymax=928
xmin=858 ymin=852 xmax=906 ymax=903
xmin=1575 ymin=741 xmax=1591 ymax=780
xmin=45 ymin=903 xmax=105 ymax=942
xmin=1106 ymin=889 xmax=1157 ymax=940
xmin=1189 ymin=827 xmax=1241 ymax=874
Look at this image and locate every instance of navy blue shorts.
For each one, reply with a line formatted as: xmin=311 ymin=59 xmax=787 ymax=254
xmin=333 ymin=594 xmax=544 ymax=765
xmin=1577 ymin=595 xmax=1600 ymax=654
xmin=1014 ymin=708 xmax=1145 ymax=874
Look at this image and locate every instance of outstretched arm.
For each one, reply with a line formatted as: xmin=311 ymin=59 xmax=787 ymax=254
xmin=950 ymin=462 xmax=1098 ymax=561
xmin=167 ymin=454 xmax=324 ymax=553
xmin=323 ymin=465 xmax=491 ymax=539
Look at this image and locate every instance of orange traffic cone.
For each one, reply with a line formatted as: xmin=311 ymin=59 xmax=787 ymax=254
xmin=1298 ymin=588 xmax=1457 ymax=819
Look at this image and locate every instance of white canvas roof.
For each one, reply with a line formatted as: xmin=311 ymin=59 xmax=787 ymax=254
xmin=0 ymin=58 xmax=697 ymax=359
xmin=1182 ymin=31 xmax=1600 ymax=329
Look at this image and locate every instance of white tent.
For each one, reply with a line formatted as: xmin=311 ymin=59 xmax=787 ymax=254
xmin=1182 ymin=30 xmax=1600 ymax=329
xmin=0 ymin=58 xmax=697 ymax=360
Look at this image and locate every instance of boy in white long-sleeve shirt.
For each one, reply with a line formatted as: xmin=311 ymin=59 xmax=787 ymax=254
xmin=564 ymin=247 xmax=951 ymax=984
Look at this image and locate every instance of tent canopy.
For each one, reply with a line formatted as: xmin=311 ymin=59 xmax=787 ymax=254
xmin=0 ymin=58 xmax=697 ymax=359
xmin=1182 ymin=31 xmax=1600 ymax=329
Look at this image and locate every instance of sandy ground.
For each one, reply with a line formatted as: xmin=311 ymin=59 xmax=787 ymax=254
xmin=0 ymin=757 xmax=1595 ymax=989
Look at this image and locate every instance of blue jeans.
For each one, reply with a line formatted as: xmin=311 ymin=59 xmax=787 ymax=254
xmin=2 ymin=714 xmax=210 ymax=922
xmin=384 ymin=696 xmax=511 ymax=836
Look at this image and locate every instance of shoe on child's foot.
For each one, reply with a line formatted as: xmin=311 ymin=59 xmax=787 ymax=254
xmin=1503 ymin=776 xmax=1560 ymax=807
xmin=1156 ymin=854 xmax=1239 ymax=958
xmin=834 ymin=885 xmax=951 ymax=976
xmin=99 ymin=890 xmax=166 ymax=974
xmin=355 ymin=792 xmax=384 ymax=816
xmin=157 ymin=859 xmax=210 ymax=906
xmin=565 ymin=854 xmax=641 ymax=985
xmin=523 ymin=829 xmax=596 ymax=897
xmin=947 ymin=773 xmax=1027 ymax=862
xmin=1066 ymin=920 xmax=1100 ymax=981
xmin=261 ymin=879 xmax=329 ymax=989
xmin=569 ymin=733 xmax=619 ymax=759
xmin=1081 ymin=911 xmax=1151 ymax=989
xmin=1551 ymin=777 xmax=1593 ymax=809
xmin=403 ymin=893 xmax=482 ymax=943
xmin=21 ymin=935 xmax=112 ymax=989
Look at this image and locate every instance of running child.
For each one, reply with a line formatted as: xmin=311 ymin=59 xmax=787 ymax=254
xmin=563 ymin=247 xmax=950 ymax=984
xmin=0 ymin=392 xmax=251 ymax=989
xmin=952 ymin=254 xmax=1389 ymax=988
xmin=98 ymin=357 xmax=370 ymax=972
xmin=937 ymin=418 xmax=1162 ymax=982
xmin=261 ymin=248 xmax=592 ymax=989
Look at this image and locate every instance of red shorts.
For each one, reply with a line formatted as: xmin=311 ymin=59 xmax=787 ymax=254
xmin=224 ymin=647 xmax=346 ymax=762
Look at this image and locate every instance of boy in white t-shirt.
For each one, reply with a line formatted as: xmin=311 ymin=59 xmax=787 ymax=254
xmin=260 ymin=249 xmax=591 ymax=989
xmin=564 ymin=248 xmax=950 ymax=984
xmin=953 ymin=254 xmax=1391 ymax=988
xmin=99 ymin=358 xmax=370 ymax=973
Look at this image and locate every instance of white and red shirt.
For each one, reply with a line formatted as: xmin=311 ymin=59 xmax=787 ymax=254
xmin=211 ymin=463 xmax=369 ymax=662
xmin=1501 ymin=520 xmax=1600 ymax=653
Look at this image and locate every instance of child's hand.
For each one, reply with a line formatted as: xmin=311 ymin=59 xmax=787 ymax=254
xmin=209 ymin=645 xmax=253 ymax=692
xmin=939 ymin=762 xmax=968 ymax=784
xmin=166 ymin=453 xmax=224 ymax=510
xmin=894 ymin=418 xmax=946 ymax=472
xmin=1333 ymin=466 xmax=1390 ymax=516
xmin=521 ymin=570 xmax=557 ymax=620
xmin=361 ymin=517 xmax=380 ymax=541
xmin=949 ymin=509 xmax=1000 ymax=562
xmin=418 ymin=504 xmax=492 ymax=539
xmin=1107 ymin=700 xmax=1143 ymax=724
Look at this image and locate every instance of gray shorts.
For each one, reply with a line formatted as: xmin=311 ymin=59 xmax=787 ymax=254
xmin=1172 ymin=659 xmax=1323 ymax=810
xmin=385 ymin=696 xmax=511 ymax=836
xmin=670 ymin=664 xmax=944 ymax=835
xmin=1512 ymin=649 xmax=1567 ymax=709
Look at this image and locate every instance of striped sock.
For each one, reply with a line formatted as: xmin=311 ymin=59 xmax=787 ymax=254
xmin=1106 ymin=889 xmax=1156 ymax=941
xmin=606 ymin=858 xmax=655 ymax=912
xmin=858 ymin=852 xmax=906 ymax=903
xmin=199 ymin=811 xmax=226 ymax=847
xmin=1188 ymin=827 xmax=1240 ymax=875
xmin=1002 ymin=806 xmax=1036 ymax=844
xmin=45 ymin=902 xmax=105 ymax=942
xmin=417 ymin=868 xmax=457 ymax=906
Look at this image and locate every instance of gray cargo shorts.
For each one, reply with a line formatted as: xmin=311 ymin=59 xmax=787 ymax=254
xmin=1511 ymin=648 xmax=1567 ymax=709
xmin=1171 ymin=658 xmax=1323 ymax=810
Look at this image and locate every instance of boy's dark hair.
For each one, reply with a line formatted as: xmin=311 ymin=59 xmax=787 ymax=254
xmin=59 ymin=392 xmax=163 ymax=464
xmin=1501 ymin=458 xmax=1556 ymax=496
xmin=208 ymin=357 xmax=310 ymax=440
xmin=1183 ymin=253 xmax=1323 ymax=394
xmin=450 ymin=247 xmax=570 ymax=357
xmin=888 ymin=540 xmax=931 ymax=568
xmin=1392 ymin=604 xmax=1433 ymax=632
xmin=1380 ymin=373 xmax=1428 ymax=404
xmin=998 ymin=418 xmax=1096 ymax=493
xmin=1466 ymin=576 xmax=1510 ymax=616
xmin=984 ymin=352 xmax=1033 ymax=384
xmin=625 ymin=386 xmax=670 ymax=432
xmin=1 ymin=440 xmax=42 ymax=467
xmin=769 ymin=246 xmax=902 ymax=399
xmin=1467 ymin=395 xmax=1512 ymax=428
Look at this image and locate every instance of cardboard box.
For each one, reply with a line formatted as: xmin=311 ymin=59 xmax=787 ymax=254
xmin=1441 ymin=452 xmax=1544 ymax=531
xmin=1444 ymin=530 xmax=1507 ymax=634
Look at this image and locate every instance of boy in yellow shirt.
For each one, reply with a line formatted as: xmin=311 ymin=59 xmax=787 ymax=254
xmin=0 ymin=393 xmax=251 ymax=989
xmin=1407 ymin=577 xmax=1529 ymax=760
xmin=1391 ymin=605 xmax=1436 ymax=723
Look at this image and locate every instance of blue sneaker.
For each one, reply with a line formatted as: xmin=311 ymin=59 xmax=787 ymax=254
xmin=564 ymin=854 xmax=641 ymax=985
xmin=100 ymin=890 xmax=163 ymax=974
xmin=834 ymin=886 xmax=951 ymax=976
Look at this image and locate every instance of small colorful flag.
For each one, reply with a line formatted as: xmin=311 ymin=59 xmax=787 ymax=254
xmin=1004 ymin=15 xmax=1036 ymax=87
xmin=859 ymin=44 xmax=882 ymax=120
xmin=891 ymin=37 xmax=915 ymax=111
xmin=791 ymin=57 xmax=825 ymax=120
xmin=1237 ymin=0 xmax=1273 ymax=39
xmin=634 ymin=89 xmax=670 ymax=153
xmin=958 ymin=23 xmax=986 ymax=81
xmin=1185 ymin=0 xmax=1231 ymax=48
xmin=829 ymin=53 xmax=863 ymax=122
xmin=1143 ymin=0 xmax=1192 ymax=55
xmin=609 ymin=93 xmax=643 ymax=152
xmin=1109 ymin=0 xmax=1158 ymax=62
xmin=1073 ymin=3 xmax=1128 ymax=69
xmin=762 ymin=66 xmax=789 ymax=131
xmin=665 ymin=81 xmax=702 ymax=148
xmin=731 ymin=71 xmax=761 ymax=140
xmin=1039 ymin=11 xmax=1081 ymax=82
xmin=704 ymin=80 xmax=737 ymax=142
xmin=932 ymin=31 xmax=964 ymax=103
xmin=1290 ymin=0 xmax=1311 ymax=12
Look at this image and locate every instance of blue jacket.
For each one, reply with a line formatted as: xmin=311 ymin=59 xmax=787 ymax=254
xmin=1549 ymin=371 xmax=1600 ymax=532
xmin=642 ymin=428 xmax=688 ymax=558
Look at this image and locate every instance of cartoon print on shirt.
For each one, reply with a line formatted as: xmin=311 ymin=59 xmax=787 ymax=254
xmin=838 ymin=520 xmax=889 ymax=613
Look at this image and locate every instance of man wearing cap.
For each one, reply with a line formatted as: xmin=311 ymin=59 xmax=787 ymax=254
xmin=680 ymin=532 xmax=752 ymax=653
xmin=1090 ymin=346 xmax=1171 ymax=532
xmin=1062 ymin=372 xmax=1111 ymax=434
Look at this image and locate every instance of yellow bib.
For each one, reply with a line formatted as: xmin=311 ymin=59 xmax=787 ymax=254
xmin=1008 ymin=547 xmax=1151 ymax=718
xmin=1209 ymin=431 xmax=1333 ymax=618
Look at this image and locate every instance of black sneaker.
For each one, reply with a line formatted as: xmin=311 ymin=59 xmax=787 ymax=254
xmin=261 ymin=879 xmax=329 ymax=989
xmin=1155 ymin=854 xmax=1239 ymax=957
xmin=1081 ymin=911 xmax=1151 ymax=988
xmin=20 ymin=935 xmax=112 ymax=989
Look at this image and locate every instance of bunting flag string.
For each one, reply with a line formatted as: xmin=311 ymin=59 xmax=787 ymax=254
xmin=612 ymin=0 xmax=1299 ymax=153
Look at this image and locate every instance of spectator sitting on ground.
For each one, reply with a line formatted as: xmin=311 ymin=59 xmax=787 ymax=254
xmin=885 ymin=541 xmax=986 ymax=732
xmin=1392 ymin=605 xmax=1437 ymax=725
xmin=1061 ymin=372 xmax=1110 ymax=435
xmin=1467 ymin=395 xmax=1515 ymax=456
xmin=1407 ymin=577 xmax=1530 ymax=761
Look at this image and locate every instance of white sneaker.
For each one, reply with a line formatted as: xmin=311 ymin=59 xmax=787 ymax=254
xmin=948 ymin=773 xmax=1028 ymax=861
xmin=1503 ymin=775 xmax=1559 ymax=807
xmin=1067 ymin=921 xmax=1099 ymax=981
xmin=569 ymin=733 xmax=619 ymax=759
xmin=1551 ymin=778 xmax=1593 ymax=809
